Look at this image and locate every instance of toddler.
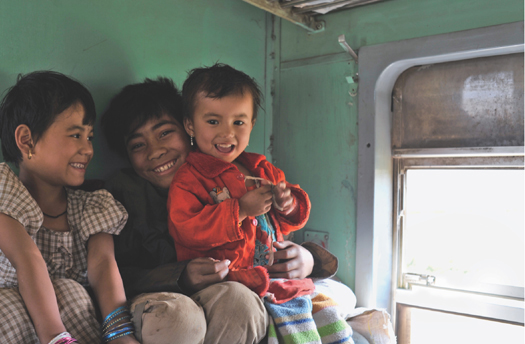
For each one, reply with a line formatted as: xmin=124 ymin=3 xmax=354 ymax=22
xmin=168 ymin=64 xmax=354 ymax=344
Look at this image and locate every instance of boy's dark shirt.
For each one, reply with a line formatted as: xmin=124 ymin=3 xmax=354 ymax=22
xmin=105 ymin=168 xmax=188 ymax=298
xmin=105 ymin=168 xmax=338 ymax=299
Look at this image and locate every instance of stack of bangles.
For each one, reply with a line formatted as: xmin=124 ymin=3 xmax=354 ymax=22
xmin=48 ymin=332 xmax=77 ymax=344
xmin=102 ymin=306 xmax=135 ymax=343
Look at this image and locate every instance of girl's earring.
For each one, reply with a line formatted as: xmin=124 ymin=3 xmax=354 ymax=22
xmin=23 ymin=136 xmax=33 ymax=160
xmin=27 ymin=142 xmax=34 ymax=160
xmin=190 ymin=136 xmax=194 ymax=146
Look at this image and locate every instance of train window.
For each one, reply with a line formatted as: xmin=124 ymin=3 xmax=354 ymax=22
xmin=391 ymin=53 xmax=524 ymax=343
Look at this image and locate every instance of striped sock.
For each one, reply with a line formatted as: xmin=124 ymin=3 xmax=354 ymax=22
xmin=311 ymin=293 xmax=354 ymax=344
xmin=264 ymin=295 xmax=322 ymax=344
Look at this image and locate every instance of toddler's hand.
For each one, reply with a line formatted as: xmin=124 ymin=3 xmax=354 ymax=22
xmin=273 ymin=182 xmax=295 ymax=216
xmin=238 ymin=184 xmax=273 ymax=220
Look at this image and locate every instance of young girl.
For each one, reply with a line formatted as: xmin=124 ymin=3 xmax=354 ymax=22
xmin=0 ymin=71 xmax=139 ymax=344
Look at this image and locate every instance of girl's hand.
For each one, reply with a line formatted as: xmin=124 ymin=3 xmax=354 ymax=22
xmin=181 ymin=257 xmax=230 ymax=294
xmin=273 ymin=182 xmax=296 ymax=216
xmin=265 ymin=241 xmax=314 ymax=279
xmin=238 ymin=184 xmax=273 ymax=220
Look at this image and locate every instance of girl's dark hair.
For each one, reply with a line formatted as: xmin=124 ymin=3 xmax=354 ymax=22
xmin=0 ymin=71 xmax=96 ymax=165
xmin=182 ymin=63 xmax=262 ymax=122
xmin=101 ymin=77 xmax=183 ymax=157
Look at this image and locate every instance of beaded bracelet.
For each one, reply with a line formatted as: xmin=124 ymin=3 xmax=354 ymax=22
xmin=102 ymin=326 xmax=134 ymax=342
xmin=105 ymin=321 xmax=133 ymax=334
xmin=102 ymin=314 xmax=129 ymax=332
xmin=105 ymin=330 xmax=134 ymax=342
xmin=48 ymin=332 xmax=77 ymax=344
xmin=101 ymin=306 xmax=135 ymax=343
xmin=102 ymin=306 xmax=127 ymax=327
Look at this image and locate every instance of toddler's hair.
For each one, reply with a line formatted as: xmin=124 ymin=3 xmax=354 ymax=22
xmin=182 ymin=63 xmax=262 ymax=122
xmin=0 ymin=71 xmax=95 ymax=165
xmin=101 ymin=77 xmax=183 ymax=157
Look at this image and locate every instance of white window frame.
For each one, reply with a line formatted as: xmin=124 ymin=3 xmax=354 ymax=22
xmin=393 ymin=153 xmax=524 ymax=325
xmin=355 ymin=21 xmax=524 ymax=313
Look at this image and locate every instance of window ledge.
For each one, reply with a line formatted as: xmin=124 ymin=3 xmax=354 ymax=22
xmin=396 ymin=286 xmax=524 ymax=324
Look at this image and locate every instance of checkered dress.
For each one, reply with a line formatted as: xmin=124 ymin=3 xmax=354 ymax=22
xmin=0 ymin=163 xmax=128 ymax=342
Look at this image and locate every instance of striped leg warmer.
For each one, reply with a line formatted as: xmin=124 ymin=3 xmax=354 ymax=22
xmin=311 ymin=292 xmax=354 ymax=344
xmin=264 ymin=295 xmax=322 ymax=344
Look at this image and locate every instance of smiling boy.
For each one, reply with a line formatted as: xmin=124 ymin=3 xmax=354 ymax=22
xmin=102 ymin=74 xmax=339 ymax=344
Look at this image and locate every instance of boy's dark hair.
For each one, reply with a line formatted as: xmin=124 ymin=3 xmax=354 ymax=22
xmin=182 ymin=63 xmax=262 ymax=122
xmin=101 ymin=77 xmax=183 ymax=157
xmin=0 ymin=71 xmax=96 ymax=165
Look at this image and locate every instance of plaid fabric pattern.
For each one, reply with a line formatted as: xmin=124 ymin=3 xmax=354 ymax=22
xmin=0 ymin=162 xmax=128 ymax=288
xmin=0 ymin=279 xmax=100 ymax=343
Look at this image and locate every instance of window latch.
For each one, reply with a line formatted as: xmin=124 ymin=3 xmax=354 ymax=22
xmin=403 ymin=273 xmax=436 ymax=289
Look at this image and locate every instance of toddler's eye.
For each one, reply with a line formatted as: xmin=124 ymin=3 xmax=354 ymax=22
xmin=160 ymin=130 xmax=174 ymax=138
xmin=71 ymin=134 xmax=81 ymax=139
xmin=207 ymin=120 xmax=218 ymax=125
xmin=234 ymin=120 xmax=244 ymax=125
xmin=88 ymin=136 xmax=94 ymax=142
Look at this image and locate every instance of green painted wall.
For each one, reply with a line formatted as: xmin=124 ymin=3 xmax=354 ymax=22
xmin=272 ymin=0 xmax=524 ymax=289
xmin=0 ymin=0 xmax=522 ymax=292
xmin=0 ymin=0 xmax=268 ymax=179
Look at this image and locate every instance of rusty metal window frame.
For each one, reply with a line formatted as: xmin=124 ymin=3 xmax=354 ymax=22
xmin=355 ymin=22 xmax=524 ymax=314
xmin=388 ymin=50 xmax=525 ymax=342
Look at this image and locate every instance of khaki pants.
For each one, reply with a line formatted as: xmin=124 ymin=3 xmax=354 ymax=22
xmin=130 ymin=281 xmax=268 ymax=344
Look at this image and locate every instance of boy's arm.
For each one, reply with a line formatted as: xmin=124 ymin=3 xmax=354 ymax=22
xmin=118 ymin=261 xmax=189 ymax=297
xmin=0 ymin=213 xmax=66 ymax=344
xmin=120 ymin=257 xmax=230 ymax=297
xmin=87 ymin=232 xmax=139 ymax=343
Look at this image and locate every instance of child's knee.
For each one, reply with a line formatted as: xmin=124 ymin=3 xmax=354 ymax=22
xmin=194 ymin=282 xmax=268 ymax=344
xmin=131 ymin=292 xmax=206 ymax=344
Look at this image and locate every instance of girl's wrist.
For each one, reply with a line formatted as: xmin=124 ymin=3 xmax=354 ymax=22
xmin=48 ymin=332 xmax=77 ymax=344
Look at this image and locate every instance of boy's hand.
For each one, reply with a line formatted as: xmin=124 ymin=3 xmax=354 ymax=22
xmin=273 ymin=182 xmax=296 ymax=216
xmin=266 ymin=241 xmax=314 ymax=279
xmin=238 ymin=184 xmax=273 ymax=220
xmin=181 ymin=257 xmax=230 ymax=293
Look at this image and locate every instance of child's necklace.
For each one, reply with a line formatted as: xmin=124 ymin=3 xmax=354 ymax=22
xmin=42 ymin=209 xmax=67 ymax=219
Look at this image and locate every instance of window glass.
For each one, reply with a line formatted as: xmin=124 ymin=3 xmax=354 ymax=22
xmin=403 ymin=169 xmax=524 ymax=291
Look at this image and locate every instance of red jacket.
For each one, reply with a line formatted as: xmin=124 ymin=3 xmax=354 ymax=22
xmin=167 ymin=151 xmax=311 ymax=270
